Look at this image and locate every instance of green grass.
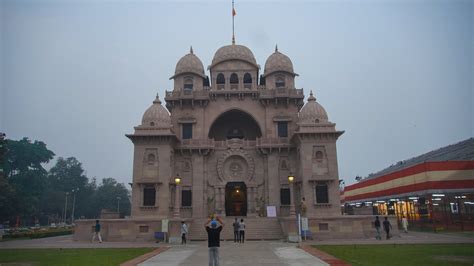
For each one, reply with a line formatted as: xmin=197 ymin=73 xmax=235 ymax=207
xmin=0 ymin=248 xmax=155 ymax=266
xmin=315 ymin=244 xmax=474 ymax=266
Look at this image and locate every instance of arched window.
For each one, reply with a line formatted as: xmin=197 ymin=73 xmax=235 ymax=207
xmin=275 ymin=75 xmax=285 ymax=88
xmin=230 ymin=73 xmax=239 ymax=90
xmin=216 ymin=73 xmax=225 ymax=84
xmin=230 ymin=73 xmax=239 ymax=84
xmin=183 ymin=77 xmax=193 ymax=92
xmin=243 ymin=73 xmax=252 ymax=89
xmin=216 ymin=73 xmax=225 ymax=90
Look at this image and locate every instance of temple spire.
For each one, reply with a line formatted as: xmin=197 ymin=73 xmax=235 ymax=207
xmin=190 ymin=46 xmax=193 ymax=54
xmin=275 ymin=44 xmax=278 ymax=52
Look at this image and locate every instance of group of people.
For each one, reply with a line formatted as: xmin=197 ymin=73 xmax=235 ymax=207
xmin=374 ymin=215 xmax=409 ymax=240
xmin=232 ymin=218 xmax=246 ymax=243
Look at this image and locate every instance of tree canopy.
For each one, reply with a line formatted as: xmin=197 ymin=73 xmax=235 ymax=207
xmin=0 ymin=137 xmax=131 ymax=226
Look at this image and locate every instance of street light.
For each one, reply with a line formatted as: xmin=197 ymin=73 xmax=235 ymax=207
xmin=173 ymin=174 xmax=181 ymax=218
xmin=288 ymin=173 xmax=296 ymax=216
xmin=71 ymin=188 xmax=79 ymax=224
xmin=117 ymin=196 xmax=121 ymax=217
xmin=63 ymin=192 xmax=69 ymax=225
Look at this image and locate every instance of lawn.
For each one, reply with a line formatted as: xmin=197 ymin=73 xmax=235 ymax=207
xmin=0 ymin=248 xmax=154 ymax=266
xmin=315 ymin=244 xmax=474 ymax=266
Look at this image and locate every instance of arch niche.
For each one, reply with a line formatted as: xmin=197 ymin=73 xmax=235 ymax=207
xmin=208 ymin=109 xmax=262 ymax=141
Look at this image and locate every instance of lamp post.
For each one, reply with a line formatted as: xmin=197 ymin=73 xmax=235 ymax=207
xmin=71 ymin=188 xmax=79 ymax=224
xmin=117 ymin=196 xmax=121 ymax=217
xmin=173 ymin=174 xmax=181 ymax=218
xmin=63 ymin=192 xmax=69 ymax=225
xmin=288 ymin=173 xmax=296 ymax=216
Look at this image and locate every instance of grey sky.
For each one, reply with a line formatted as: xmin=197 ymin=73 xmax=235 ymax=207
xmin=1 ymin=0 xmax=472 ymax=186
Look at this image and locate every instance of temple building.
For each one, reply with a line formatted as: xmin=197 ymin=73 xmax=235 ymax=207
xmin=75 ymin=43 xmax=395 ymax=242
xmin=126 ymin=43 xmax=344 ymax=222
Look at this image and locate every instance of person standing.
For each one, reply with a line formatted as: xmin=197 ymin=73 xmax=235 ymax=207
xmin=205 ymin=216 xmax=224 ymax=266
xmin=91 ymin=220 xmax=102 ymax=243
xmin=374 ymin=216 xmax=381 ymax=240
xmin=238 ymin=218 xmax=246 ymax=243
xmin=383 ymin=217 xmax=392 ymax=240
xmin=181 ymin=221 xmax=189 ymax=244
xmin=232 ymin=218 xmax=240 ymax=243
xmin=401 ymin=216 xmax=408 ymax=233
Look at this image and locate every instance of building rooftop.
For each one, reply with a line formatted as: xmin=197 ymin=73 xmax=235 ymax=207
xmin=362 ymin=138 xmax=474 ymax=181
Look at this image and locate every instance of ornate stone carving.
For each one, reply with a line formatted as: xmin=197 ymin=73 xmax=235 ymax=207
xmin=312 ymin=146 xmax=329 ymax=175
xmin=217 ymin=149 xmax=255 ymax=182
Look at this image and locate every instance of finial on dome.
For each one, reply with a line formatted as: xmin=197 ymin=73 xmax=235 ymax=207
xmin=153 ymin=93 xmax=162 ymax=104
xmin=308 ymin=90 xmax=316 ymax=102
xmin=275 ymin=44 xmax=278 ymax=53
xmin=190 ymin=46 xmax=194 ymax=54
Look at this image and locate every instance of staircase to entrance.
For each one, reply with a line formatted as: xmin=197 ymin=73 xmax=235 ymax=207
xmin=188 ymin=217 xmax=284 ymax=241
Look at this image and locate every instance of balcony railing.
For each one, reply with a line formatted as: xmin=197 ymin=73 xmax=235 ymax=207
xmin=177 ymin=138 xmax=290 ymax=149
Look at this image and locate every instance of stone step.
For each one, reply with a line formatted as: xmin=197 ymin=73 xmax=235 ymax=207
xmin=188 ymin=217 xmax=284 ymax=240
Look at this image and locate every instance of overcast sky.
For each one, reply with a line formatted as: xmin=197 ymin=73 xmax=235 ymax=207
xmin=1 ymin=0 xmax=472 ymax=186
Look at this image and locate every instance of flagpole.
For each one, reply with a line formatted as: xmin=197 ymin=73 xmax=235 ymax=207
xmin=232 ymin=0 xmax=235 ymax=44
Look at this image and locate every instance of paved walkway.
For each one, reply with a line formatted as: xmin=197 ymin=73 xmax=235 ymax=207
xmin=1 ymin=232 xmax=473 ymax=266
xmin=139 ymin=241 xmax=328 ymax=266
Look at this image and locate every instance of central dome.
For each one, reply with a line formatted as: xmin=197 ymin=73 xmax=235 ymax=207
xmin=210 ymin=44 xmax=258 ymax=68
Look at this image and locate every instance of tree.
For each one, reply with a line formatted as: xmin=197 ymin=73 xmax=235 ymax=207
xmin=42 ymin=157 xmax=91 ymax=222
xmin=1 ymin=138 xmax=55 ymax=223
xmin=90 ymin=178 xmax=131 ymax=218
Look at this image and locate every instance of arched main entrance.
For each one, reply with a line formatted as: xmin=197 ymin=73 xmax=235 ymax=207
xmin=208 ymin=110 xmax=262 ymax=141
xmin=225 ymin=182 xmax=247 ymax=216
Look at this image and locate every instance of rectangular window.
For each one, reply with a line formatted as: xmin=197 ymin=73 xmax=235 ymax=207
xmin=315 ymin=183 xmax=329 ymax=203
xmin=182 ymin=190 xmax=192 ymax=207
xmin=280 ymin=188 xmax=291 ymax=205
xmin=143 ymin=186 xmax=156 ymax=206
xmin=182 ymin=123 xmax=193 ymax=139
xmin=277 ymin=122 xmax=288 ymax=138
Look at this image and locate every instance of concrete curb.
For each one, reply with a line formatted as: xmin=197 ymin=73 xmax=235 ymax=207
xmin=299 ymin=244 xmax=351 ymax=266
xmin=120 ymin=246 xmax=170 ymax=266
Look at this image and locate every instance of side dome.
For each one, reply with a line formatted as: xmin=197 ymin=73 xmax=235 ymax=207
xmin=170 ymin=47 xmax=205 ymax=79
xmin=263 ymin=46 xmax=297 ymax=77
xmin=141 ymin=94 xmax=171 ymax=128
xmin=298 ymin=91 xmax=329 ymax=124
xmin=210 ymin=44 xmax=258 ymax=68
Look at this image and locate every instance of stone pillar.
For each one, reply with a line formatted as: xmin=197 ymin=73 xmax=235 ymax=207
xmin=173 ymin=185 xmax=180 ymax=218
xmin=289 ymin=182 xmax=296 ymax=216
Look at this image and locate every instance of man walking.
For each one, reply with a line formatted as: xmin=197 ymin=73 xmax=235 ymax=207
xmin=238 ymin=218 xmax=245 ymax=243
xmin=383 ymin=216 xmax=392 ymax=240
xmin=374 ymin=216 xmax=382 ymax=240
xmin=401 ymin=216 xmax=408 ymax=233
xmin=232 ymin=218 xmax=240 ymax=243
xmin=91 ymin=220 xmax=102 ymax=243
xmin=181 ymin=221 xmax=189 ymax=244
xmin=205 ymin=215 xmax=224 ymax=266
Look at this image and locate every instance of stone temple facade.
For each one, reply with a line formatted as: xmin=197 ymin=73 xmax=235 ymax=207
xmin=74 ymin=43 xmax=400 ymax=242
xmin=126 ymin=44 xmax=344 ymax=220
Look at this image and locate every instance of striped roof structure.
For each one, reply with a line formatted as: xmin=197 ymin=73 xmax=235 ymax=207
xmin=344 ymin=138 xmax=474 ymax=203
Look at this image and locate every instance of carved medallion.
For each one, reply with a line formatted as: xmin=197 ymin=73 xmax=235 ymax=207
xmin=217 ymin=149 xmax=255 ymax=182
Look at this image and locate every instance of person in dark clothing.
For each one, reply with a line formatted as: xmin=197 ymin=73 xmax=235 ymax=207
xmin=383 ymin=216 xmax=392 ymax=240
xmin=374 ymin=216 xmax=382 ymax=240
xmin=232 ymin=218 xmax=240 ymax=243
xmin=91 ymin=219 xmax=102 ymax=243
xmin=205 ymin=216 xmax=224 ymax=266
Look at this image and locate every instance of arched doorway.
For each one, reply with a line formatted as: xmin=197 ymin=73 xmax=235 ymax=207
xmin=225 ymin=182 xmax=247 ymax=216
xmin=208 ymin=110 xmax=262 ymax=141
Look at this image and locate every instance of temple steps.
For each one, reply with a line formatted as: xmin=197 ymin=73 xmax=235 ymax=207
xmin=188 ymin=217 xmax=284 ymax=241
